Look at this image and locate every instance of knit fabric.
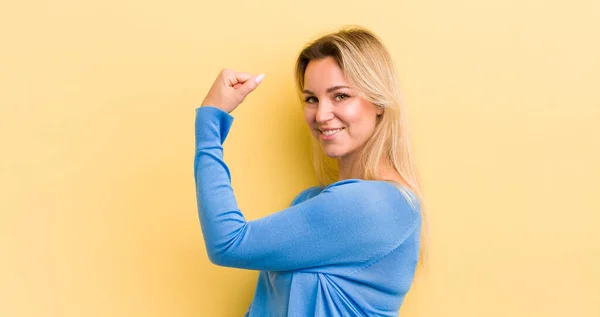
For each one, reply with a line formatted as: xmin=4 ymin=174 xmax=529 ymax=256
xmin=194 ymin=106 xmax=421 ymax=316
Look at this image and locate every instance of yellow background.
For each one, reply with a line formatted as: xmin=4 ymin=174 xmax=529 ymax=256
xmin=1 ymin=0 xmax=599 ymax=316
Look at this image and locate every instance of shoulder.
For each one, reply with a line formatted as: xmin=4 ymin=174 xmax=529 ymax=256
xmin=297 ymin=179 xmax=420 ymax=216
xmin=323 ymin=179 xmax=422 ymax=244
xmin=290 ymin=186 xmax=325 ymax=206
xmin=327 ymin=179 xmax=410 ymax=199
xmin=329 ymin=179 xmax=421 ymax=221
xmin=292 ymin=179 xmax=421 ymax=245
xmin=290 ymin=179 xmax=382 ymax=206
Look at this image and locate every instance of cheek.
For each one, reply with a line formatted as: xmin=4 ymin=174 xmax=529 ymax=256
xmin=343 ymin=102 xmax=378 ymax=136
xmin=304 ymin=108 xmax=316 ymax=126
xmin=342 ymin=102 xmax=363 ymax=119
xmin=341 ymin=101 xmax=370 ymax=128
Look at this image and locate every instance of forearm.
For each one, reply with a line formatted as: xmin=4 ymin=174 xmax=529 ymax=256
xmin=194 ymin=106 xmax=247 ymax=265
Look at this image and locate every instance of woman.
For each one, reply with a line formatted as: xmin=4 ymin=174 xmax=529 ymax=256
xmin=194 ymin=26 xmax=426 ymax=316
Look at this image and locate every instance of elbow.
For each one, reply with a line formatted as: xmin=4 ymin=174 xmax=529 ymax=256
xmin=205 ymin=244 xmax=261 ymax=270
xmin=202 ymin=223 xmax=249 ymax=267
xmin=206 ymin=246 xmax=239 ymax=267
xmin=207 ymin=249 xmax=228 ymax=266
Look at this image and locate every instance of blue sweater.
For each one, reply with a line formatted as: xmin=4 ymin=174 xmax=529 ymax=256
xmin=194 ymin=106 xmax=421 ymax=316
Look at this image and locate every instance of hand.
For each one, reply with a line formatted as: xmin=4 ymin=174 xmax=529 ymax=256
xmin=201 ymin=69 xmax=265 ymax=113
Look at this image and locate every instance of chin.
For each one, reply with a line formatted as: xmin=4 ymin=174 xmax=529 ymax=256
xmin=324 ymin=153 xmax=342 ymax=159
xmin=321 ymin=147 xmax=346 ymax=159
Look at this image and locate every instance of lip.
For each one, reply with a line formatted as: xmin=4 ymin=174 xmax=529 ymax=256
xmin=319 ymin=127 xmax=345 ymax=141
xmin=319 ymin=127 xmax=344 ymax=132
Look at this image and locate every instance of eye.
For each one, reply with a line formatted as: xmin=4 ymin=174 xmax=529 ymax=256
xmin=304 ymin=96 xmax=318 ymax=104
xmin=334 ymin=93 xmax=350 ymax=101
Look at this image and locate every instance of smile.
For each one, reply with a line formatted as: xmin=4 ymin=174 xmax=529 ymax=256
xmin=321 ymin=128 xmax=344 ymax=136
xmin=319 ymin=128 xmax=345 ymax=140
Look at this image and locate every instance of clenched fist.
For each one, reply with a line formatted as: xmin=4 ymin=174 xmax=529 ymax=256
xmin=201 ymin=69 xmax=265 ymax=113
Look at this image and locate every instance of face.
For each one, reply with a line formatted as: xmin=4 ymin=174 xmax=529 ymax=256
xmin=302 ymin=57 xmax=383 ymax=163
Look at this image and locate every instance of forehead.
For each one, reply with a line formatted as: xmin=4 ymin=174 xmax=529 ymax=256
xmin=304 ymin=57 xmax=349 ymax=91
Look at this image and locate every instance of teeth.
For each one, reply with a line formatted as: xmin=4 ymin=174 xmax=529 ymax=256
xmin=322 ymin=128 xmax=343 ymax=136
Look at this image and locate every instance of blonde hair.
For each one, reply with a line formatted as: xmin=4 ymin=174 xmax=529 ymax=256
xmin=295 ymin=26 xmax=429 ymax=268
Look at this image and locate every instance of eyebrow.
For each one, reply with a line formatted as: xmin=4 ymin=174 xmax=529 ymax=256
xmin=302 ymin=85 xmax=350 ymax=94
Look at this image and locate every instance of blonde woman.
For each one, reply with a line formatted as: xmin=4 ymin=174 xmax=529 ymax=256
xmin=194 ymin=26 xmax=426 ymax=316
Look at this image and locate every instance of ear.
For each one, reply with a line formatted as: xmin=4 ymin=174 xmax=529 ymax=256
xmin=376 ymin=105 xmax=384 ymax=116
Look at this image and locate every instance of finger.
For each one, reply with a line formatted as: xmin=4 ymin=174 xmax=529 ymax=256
xmin=238 ymin=73 xmax=265 ymax=98
xmin=225 ymin=71 xmax=253 ymax=87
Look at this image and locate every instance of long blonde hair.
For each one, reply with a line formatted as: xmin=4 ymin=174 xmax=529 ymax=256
xmin=295 ymin=26 xmax=429 ymax=268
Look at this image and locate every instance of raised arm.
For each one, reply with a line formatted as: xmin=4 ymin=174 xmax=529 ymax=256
xmin=194 ymin=106 xmax=420 ymax=273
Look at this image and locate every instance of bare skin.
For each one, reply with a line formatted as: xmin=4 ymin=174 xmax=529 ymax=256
xmin=201 ymin=66 xmax=402 ymax=185
xmin=301 ymin=58 xmax=403 ymax=184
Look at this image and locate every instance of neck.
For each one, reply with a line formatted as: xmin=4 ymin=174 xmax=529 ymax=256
xmin=337 ymin=157 xmax=354 ymax=181
xmin=337 ymin=154 xmax=399 ymax=183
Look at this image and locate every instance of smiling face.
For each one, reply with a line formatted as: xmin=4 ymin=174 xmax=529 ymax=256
xmin=302 ymin=57 xmax=383 ymax=164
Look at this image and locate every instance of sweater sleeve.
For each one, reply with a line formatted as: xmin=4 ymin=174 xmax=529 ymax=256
xmin=194 ymin=106 xmax=420 ymax=272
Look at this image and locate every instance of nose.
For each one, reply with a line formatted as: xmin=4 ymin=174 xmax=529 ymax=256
xmin=315 ymin=100 xmax=335 ymax=124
